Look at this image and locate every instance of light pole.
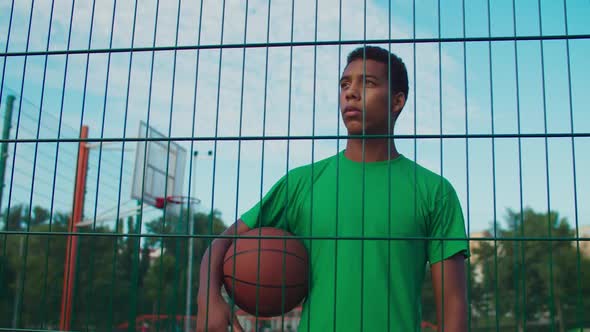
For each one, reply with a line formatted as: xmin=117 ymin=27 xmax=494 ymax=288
xmin=185 ymin=149 xmax=212 ymax=332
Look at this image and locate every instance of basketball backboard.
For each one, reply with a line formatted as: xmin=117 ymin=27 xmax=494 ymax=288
xmin=131 ymin=121 xmax=187 ymax=215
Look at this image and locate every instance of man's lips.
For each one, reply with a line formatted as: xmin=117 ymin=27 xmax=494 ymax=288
xmin=343 ymin=106 xmax=362 ymax=116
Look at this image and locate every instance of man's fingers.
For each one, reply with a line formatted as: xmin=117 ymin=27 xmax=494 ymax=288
xmin=231 ymin=313 xmax=244 ymax=332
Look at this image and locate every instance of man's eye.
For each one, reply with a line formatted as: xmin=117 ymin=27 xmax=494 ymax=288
xmin=365 ymin=80 xmax=375 ymax=86
xmin=340 ymin=82 xmax=349 ymax=89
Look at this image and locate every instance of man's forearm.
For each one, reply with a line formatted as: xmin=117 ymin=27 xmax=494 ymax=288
xmin=197 ymin=220 xmax=250 ymax=305
xmin=438 ymin=296 xmax=467 ymax=332
xmin=432 ymin=254 xmax=468 ymax=332
xmin=197 ymin=237 xmax=233 ymax=304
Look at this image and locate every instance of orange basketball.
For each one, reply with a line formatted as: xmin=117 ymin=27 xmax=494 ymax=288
xmin=222 ymin=227 xmax=309 ymax=317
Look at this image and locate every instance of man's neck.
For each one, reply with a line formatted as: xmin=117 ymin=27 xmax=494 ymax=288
xmin=344 ymin=137 xmax=400 ymax=163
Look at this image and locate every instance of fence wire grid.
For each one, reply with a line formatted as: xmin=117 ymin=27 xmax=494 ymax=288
xmin=0 ymin=0 xmax=589 ymax=331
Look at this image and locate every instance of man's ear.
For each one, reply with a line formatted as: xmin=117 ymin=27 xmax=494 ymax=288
xmin=391 ymin=91 xmax=406 ymax=119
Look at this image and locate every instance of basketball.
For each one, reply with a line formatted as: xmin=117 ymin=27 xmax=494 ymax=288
xmin=222 ymin=227 xmax=309 ymax=317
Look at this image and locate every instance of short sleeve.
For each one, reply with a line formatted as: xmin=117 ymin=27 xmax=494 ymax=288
xmin=427 ymin=182 xmax=470 ymax=264
xmin=240 ymin=174 xmax=293 ymax=231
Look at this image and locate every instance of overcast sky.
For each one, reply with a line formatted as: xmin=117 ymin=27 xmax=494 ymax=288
xmin=1 ymin=0 xmax=589 ymax=234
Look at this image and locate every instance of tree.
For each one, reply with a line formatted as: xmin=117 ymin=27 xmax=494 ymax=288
xmin=142 ymin=209 xmax=227 ymax=321
xmin=3 ymin=204 xmax=24 ymax=230
xmin=71 ymin=222 xmax=130 ymax=330
xmin=1 ymin=204 xmax=53 ymax=231
xmin=0 ymin=251 xmax=17 ymax=325
xmin=0 ymin=204 xmax=67 ymax=327
xmin=0 ymin=222 xmax=68 ymax=328
xmin=30 ymin=206 xmax=50 ymax=226
xmin=144 ymin=209 xmax=226 ymax=262
xmin=0 ymin=205 xmax=156 ymax=330
xmin=473 ymin=208 xmax=590 ymax=331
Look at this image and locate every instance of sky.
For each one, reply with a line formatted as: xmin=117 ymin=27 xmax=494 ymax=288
xmin=0 ymin=0 xmax=589 ymax=235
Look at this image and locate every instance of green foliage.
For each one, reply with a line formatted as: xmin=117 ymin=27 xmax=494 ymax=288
xmin=472 ymin=208 xmax=590 ymax=331
xmin=0 ymin=204 xmax=228 ymax=330
xmin=3 ymin=203 xmax=589 ymax=331
xmin=0 ymin=222 xmax=68 ymax=328
xmin=2 ymin=204 xmax=55 ymax=230
xmin=142 ymin=209 xmax=227 ymax=313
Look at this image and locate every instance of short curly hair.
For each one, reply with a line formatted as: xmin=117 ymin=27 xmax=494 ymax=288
xmin=346 ymin=46 xmax=409 ymax=99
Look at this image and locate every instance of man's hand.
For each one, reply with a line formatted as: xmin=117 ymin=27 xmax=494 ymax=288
xmin=196 ymin=220 xmax=251 ymax=332
xmin=196 ymin=295 xmax=244 ymax=332
xmin=431 ymin=253 xmax=468 ymax=332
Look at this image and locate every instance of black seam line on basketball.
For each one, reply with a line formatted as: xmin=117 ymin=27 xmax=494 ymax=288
xmin=223 ymin=276 xmax=306 ymax=289
xmin=223 ymin=248 xmax=306 ymax=265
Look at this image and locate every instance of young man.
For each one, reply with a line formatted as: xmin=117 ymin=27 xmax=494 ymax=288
xmin=196 ymin=46 xmax=469 ymax=332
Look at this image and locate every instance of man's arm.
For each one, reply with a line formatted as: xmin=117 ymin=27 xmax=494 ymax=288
xmin=197 ymin=219 xmax=251 ymax=306
xmin=430 ymin=253 xmax=467 ymax=332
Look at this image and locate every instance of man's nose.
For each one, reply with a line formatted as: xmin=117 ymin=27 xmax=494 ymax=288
xmin=345 ymin=83 xmax=361 ymax=100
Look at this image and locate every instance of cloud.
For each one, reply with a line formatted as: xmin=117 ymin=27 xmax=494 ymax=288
xmin=1 ymin=0 xmax=487 ymax=226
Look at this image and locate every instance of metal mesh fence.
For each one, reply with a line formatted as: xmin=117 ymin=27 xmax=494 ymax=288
xmin=0 ymin=0 xmax=589 ymax=331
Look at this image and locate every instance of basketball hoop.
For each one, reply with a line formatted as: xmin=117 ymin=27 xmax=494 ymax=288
xmin=154 ymin=196 xmax=201 ymax=209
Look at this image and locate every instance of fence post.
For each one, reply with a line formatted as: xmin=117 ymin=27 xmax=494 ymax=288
xmin=59 ymin=125 xmax=89 ymax=331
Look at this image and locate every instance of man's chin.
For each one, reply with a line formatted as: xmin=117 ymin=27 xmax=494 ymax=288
xmin=343 ymin=121 xmax=389 ymax=137
xmin=345 ymin=128 xmax=389 ymax=138
xmin=345 ymin=127 xmax=363 ymax=137
xmin=341 ymin=121 xmax=361 ymax=135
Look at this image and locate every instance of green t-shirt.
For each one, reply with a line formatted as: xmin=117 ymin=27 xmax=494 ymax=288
xmin=240 ymin=150 xmax=470 ymax=331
